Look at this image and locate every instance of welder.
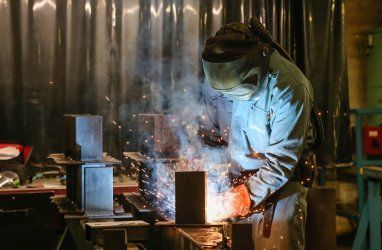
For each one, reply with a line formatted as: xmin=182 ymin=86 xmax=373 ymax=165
xmin=199 ymin=17 xmax=323 ymax=249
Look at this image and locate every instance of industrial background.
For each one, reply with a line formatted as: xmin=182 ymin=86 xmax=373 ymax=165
xmin=0 ymin=0 xmax=350 ymax=164
xmin=0 ymin=0 xmax=381 ymax=249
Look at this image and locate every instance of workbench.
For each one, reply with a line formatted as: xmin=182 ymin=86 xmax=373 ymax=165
xmin=55 ymin=192 xmax=229 ymax=250
xmin=0 ymin=174 xmax=138 ymax=249
xmin=0 ymin=174 xmax=138 ymax=195
xmin=352 ymin=166 xmax=382 ymax=250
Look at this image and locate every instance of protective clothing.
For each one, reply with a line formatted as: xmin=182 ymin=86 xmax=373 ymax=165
xmin=200 ymin=49 xmax=314 ymax=249
xmin=219 ymin=83 xmax=257 ymax=101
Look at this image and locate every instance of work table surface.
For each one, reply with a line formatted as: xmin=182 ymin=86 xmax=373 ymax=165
xmin=0 ymin=174 xmax=138 ymax=195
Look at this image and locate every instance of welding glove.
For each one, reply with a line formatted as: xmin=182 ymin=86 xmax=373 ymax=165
xmin=223 ymin=184 xmax=251 ymax=217
xmin=227 ymin=160 xmax=259 ymax=187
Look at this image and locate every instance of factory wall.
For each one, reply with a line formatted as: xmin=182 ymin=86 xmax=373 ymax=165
xmin=346 ymin=0 xmax=382 ymax=111
xmin=0 ymin=0 xmax=350 ymax=165
xmin=335 ymin=0 xmax=382 ymax=236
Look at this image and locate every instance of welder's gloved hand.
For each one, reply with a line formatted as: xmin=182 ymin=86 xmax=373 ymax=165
xmin=224 ymin=184 xmax=251 ymax=217
xmin=227 ymin=161 xmax=259 ymax=187
xmin=198 ymin=128 xmax=228 ymax=148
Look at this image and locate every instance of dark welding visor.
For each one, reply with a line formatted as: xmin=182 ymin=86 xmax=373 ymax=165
xmin=202 ymin=47 xmax=262 ymax=91
xmin=201 ymin=22 xmax=265 ymax=91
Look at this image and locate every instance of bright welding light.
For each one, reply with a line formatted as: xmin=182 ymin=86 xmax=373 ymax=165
xmin=206 ymin=192 xmax=233 ymax=222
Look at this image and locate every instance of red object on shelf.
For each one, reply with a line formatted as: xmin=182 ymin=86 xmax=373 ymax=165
xmin=363 ymin=127 xmax=382 ymax=155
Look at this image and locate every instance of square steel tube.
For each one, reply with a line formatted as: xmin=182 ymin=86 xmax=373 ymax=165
xmin=83 ymin=165 xmax=113 ymax=215
xmin=175 ymin=171 xmax=206 ymax=224
xmin=231 ymin=223 xmax=254 ymax=250
xmin=64 ymin=115 xmax=103 ymax=161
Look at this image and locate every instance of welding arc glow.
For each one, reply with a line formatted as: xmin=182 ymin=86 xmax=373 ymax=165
xmin=140 ymin=158 xmax=236 ymax=222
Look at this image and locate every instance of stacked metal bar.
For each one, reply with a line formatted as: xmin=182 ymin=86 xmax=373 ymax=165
xmin=53 ymin=115 xmax=116 ymax=216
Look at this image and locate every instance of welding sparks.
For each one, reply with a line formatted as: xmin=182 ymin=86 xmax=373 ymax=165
xmin=141 ymin=156 xmax=234 ymax=222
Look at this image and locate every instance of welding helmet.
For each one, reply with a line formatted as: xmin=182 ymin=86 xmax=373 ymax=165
xmin=202 ymin=22 xmax=270 ymax=101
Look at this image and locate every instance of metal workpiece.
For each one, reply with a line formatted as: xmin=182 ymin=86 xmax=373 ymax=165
xmin=231 ymin=223 xmax=255 ymax=250
xmin=52 ymin=114 xmax=122 ymax=217
xmin=102 ymin=229 xmax=144 ymax=250
xmin=138 ymin=114 xmax=181 ymax=159
xmin=102 ymin=229 xmax=128 ymax=250
xmin=85 ymin=220 xmax=151 ymax=244
xmin=179 ymin=227 xmax=225 ymax=248
xmin=52 ymin=196 xmax=134 ymax=219
xmin=124 ymin=151 xmax=179 ymax=206
xmin=50 ymin=159 xmax=116 ymax=216
xmin=175 ymin=171 xmax=206 ymax=224
xmin=56 ymin=192 xmax=231 ymax=250
xmin=125 ymin=193 xmax=158 ymax=225
xmin=51 ymin=195 xmax=83 ymax=215
xmin=155 ymin=224 xmax=226 ymax=250
xmin=64 ymin=115 xmax=103 ymax=161
xmin=48 ymin=152 xmax=121 ymax=212
xmin=83 ymin=166 xmax=113 ymax=215
xmin=48 ymin=153 xmax=122 ymax=165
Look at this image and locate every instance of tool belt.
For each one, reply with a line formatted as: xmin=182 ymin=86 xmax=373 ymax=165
xmin=290 ymin=151 xmax=317 ymax=188
xmin=230 ymin=150 xmax=316 ymax=187
xmin=235 ymin=151 xmax=317 ymax=238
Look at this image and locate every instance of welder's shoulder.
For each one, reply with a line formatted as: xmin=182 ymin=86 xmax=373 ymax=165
xmin=270 ymin=51 xmax=313 ymax=100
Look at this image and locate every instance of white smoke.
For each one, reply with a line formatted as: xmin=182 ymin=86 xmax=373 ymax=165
xmin=139 ymin=70 xmax=235 ymax=222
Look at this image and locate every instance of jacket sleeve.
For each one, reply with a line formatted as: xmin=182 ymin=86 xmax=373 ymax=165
xmin=247 ymin=83 xmax=312 ymax=206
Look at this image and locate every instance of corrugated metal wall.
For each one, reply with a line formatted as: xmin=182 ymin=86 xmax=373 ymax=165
xmin=0 ymin=0 xmax=350 ymax=165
